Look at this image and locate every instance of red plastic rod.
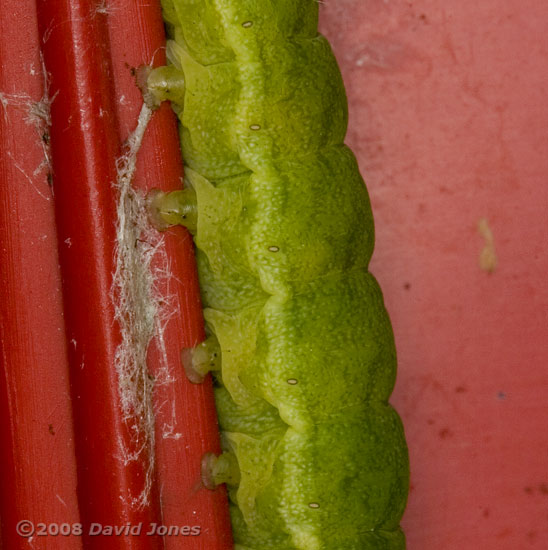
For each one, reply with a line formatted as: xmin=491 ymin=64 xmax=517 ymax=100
xmin=24 ymin=0 xmax=231 ymax=547
xmin=105 ymin=2 xmax=232 ymax=548
xmin=34 ymin=1 xmax=164 ymax=548
xmin=0 ymin=2 xmax=82 ymax=549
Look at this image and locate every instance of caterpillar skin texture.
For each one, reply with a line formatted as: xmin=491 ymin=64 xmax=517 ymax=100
xmin=158 ymin=1 xmax=409 ymax=548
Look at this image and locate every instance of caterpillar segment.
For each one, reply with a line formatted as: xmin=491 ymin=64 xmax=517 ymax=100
xmin=148 ymin=1 xmax=409 ymax=548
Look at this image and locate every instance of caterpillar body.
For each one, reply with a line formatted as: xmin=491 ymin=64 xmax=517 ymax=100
xmin=149 ymin=1 xmax=409 ymax=548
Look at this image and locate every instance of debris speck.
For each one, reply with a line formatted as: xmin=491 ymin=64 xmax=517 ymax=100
xmin=478 ymin=218 xmax=497 ymax=273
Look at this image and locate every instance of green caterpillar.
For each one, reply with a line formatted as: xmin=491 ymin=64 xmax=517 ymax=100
xmin=148 ymin=1 xmax=409 ymax=548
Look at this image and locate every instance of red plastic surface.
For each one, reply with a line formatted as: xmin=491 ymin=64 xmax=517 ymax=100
xmin=0 ymin=2 xmax=83 ymax=549
xmin=320 ymin=2 xmax=548 ymax=549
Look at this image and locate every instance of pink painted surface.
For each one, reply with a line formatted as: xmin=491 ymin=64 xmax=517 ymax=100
xmin=320 ymin=1 xmax=548 ymax=549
